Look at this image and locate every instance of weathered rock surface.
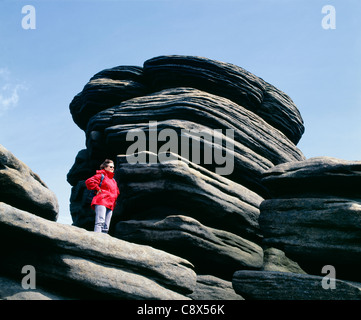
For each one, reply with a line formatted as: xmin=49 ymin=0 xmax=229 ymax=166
xmin=67 ymin=55 xmax=306 ymax=299
xmin=0 ymin=276 xmax=67 ymax=300
xmin=0 ymin=144 xmax=58 ymax=221
xmin=67 ymin=57 xmax=305 ymax=232
xmin=70 ymin=66 xmax=148 ymax=131
xmin=262 ymin=156 xmax=361 ymax=198
xmin=259 ymin=157 xmax=361 ymax=283
xmin=0 ymin=202 xmax=196 ymax=299
xmin=0 ymin=146 xmax=199 ymax=300
xmin=115 ymin=215 xmax=263 ymax=280
xmin=10 ymin=55 xmax=361 ymax=300
xmin=66 ymin=149 xmax=99 ymax=186
xmin=85 ymin=87 xmax=304 ymax=168
xmin=69 ymin=56 xmax=305 ymax=145
xmin=143 ymin=55 xmax=305 ymax=144
xmin=111 ymin=153 xmax=264 ymax=282
xmin=188 ymin=275 xmax=243 ymax=300
xmin=260 ymin=197 xmax=361 ymax=282
xmin=262 ymin=247 xmax=306 ymax=274
xmin=114 ymin=153 xmax=263 ymax=241
xmin=233 ymin=270 xmax=361 ymax=300
xmin=69 ymin=178 xmax=97 ymax=231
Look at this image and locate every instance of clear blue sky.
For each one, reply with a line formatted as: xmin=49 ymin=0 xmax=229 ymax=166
xmin=1 ymin=0 xmax=361 ymax=225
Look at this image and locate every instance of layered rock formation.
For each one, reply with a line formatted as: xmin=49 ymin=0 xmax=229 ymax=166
xmin=233 ymin=270 xmax=361 ymax=300
xmin=0 ymin=144 xmax=198 ymax=299
xmin=67 ymin=55 xmax=306 ymax=298
xmin=143 ymin=56 xmax=304 ymax=145
xmin=0 ymin=202 xmax=196 ymax=299
xmin=3 ymin=55 xmax=360 ymax=300
xmin=0 ymin=144 xmax=58 ymax=221
xmin=260 ymin=157 xmax=361 ymax=281
xmin=233 ymin=157 xmax=361 ymax=299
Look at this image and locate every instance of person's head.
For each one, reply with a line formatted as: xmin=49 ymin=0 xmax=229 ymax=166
xmin=100 ymin=159 xmax=114 ymax=172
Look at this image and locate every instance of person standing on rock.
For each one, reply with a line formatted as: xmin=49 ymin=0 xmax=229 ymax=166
xmin=85 ymin=159 xmax=120 ymax=233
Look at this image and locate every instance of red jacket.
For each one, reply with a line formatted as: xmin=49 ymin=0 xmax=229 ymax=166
xmin=85 ymin=169 xmax=120 ymax=211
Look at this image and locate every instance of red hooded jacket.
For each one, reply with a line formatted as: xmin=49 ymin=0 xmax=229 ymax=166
xmin=85 ymin=169 xmax=120 ymax=211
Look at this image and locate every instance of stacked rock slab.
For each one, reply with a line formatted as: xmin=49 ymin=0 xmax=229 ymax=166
xmin=232 ymin=157 xmax=361 ymax=299
xmin=0 ymin=144 xmax=59 ymax=221
xmin=0 ymin=202 xmax=196 ymax=299
xmin=67 ymin=55 xmax=305 ymax=289
xmin=261 ymin=157 xmax=361 ymax=282
xmin=0 ymin=144 xmax=197 ymax=299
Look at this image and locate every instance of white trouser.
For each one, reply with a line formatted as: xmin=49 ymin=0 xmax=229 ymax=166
xmin=94 ymin=205 xmax=113 ymax=233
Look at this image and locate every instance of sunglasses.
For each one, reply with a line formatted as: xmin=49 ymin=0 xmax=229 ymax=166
xmin=107 ymin=165 xmax=114 ymax=169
